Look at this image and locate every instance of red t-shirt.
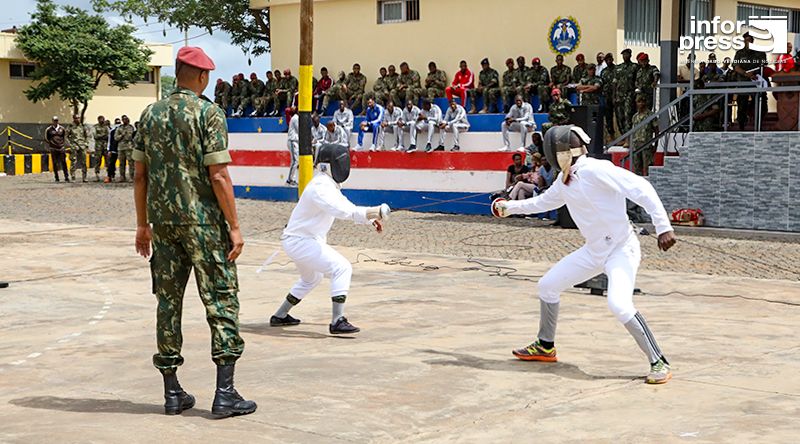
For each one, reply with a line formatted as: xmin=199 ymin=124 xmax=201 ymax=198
xmin=775 ymin=54 xmax=795 ymax=73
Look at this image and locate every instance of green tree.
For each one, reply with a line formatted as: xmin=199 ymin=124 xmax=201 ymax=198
xmin=93 ymin=0 xmax=271 ymax=57
xmin=16 ymin=0 xmax=154 ymax=122
xmin=160 ymin=75 xmax=176 ymax=99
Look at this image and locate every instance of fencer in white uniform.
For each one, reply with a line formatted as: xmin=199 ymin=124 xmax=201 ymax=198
xmin=270 ymin=143 xmax=390 ymax=334
xmin=493 ymin=125 xmax=677 ymax=384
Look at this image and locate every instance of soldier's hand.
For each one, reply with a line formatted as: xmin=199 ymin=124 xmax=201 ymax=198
xmin=135 ymin=225 xmax=152 ymax=258
xmin=227 ymin=227 xmax=245 ymax=262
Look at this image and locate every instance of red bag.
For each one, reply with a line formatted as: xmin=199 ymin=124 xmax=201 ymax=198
xmin=671 ymin=208 xmax=705 ymax=227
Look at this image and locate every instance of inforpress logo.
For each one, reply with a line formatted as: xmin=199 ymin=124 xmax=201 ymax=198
xmin=679 ymin=15 xmax=789 ymax=54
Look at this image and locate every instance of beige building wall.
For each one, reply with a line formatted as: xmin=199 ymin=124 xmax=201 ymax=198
xmin=0 ymin=33 xmax=173 ymax=125
xmin=268 ymin=0 xmax=620 ymax=87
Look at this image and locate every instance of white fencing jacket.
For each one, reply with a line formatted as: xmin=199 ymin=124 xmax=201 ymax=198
xmin=282 ymin=172 xmax=369 ymax=243
xmin=504 ymin=156 xmax=673 ymax=259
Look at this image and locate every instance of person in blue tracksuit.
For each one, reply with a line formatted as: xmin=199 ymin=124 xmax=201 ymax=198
xmin=356 ymin=98 xmax=384 ymax=151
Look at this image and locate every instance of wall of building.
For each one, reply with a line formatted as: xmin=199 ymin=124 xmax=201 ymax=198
xmin=649 ymin=132 xmax=800 ymax=232
xmin=269 ymin=0 xmax=620 ymax=88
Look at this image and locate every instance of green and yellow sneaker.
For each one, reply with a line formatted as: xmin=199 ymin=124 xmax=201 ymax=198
xmin=512 ymin=340 xmax=557 ymax=362
xmin=646 ymin=359 xmax=672 ymax=384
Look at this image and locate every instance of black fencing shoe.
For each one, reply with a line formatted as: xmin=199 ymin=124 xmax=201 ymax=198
xmin=162 ymin=370 xmax=195 ymax=415
xmin=435 ymin=145 xmax=445 ymax=151
xmin=424 ymin=143 xmax=433 ymax=153
xmin=212 ymin=365 xmax=257 ymax=418
xmin=270 ymin=314 xmax=301 ymax=326
xmin=406 ymin=145 xmax=417 ymax=153
xmin=329 ymin=317 xmax=360 ymax=334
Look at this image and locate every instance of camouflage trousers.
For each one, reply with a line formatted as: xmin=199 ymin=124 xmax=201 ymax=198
xmin=238 ymin=95 xmax=257 ymax=112
xmin=502 ymin=86 xmax=523 ymax=111
xmin=91 ymin=145 xmax=105 ymax=176
xmin=117 ymin=149 xmax=135 ymax=180
xmin=69 ymin=147 xmax=87 ymax=180
xmin=614 ymin=95 xmax=635 ymax=134
xmin=425 ymin=87 xmax=445 ymax=100
xmin=323 ymin=85 xmax=363 ymax=111
xmin=468 ymin=87 xmax=501 ymax=112
xmin=254 ymin=95 xmax=276 ymax=114
xmin=215 ymin=95 xmax=229 ymax=112
xmin=631 ymin=142 xmax=655 ymax=176
xmin=391 ymin=88 xmax=423 ymax=108
xmin=151 ymin=224 xmax=244 ymax=370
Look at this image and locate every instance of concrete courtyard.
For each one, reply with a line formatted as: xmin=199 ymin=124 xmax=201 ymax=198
xmin=1 ymin=175 xmax=799 ymax=443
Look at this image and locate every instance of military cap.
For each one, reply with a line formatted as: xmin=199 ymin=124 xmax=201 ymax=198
xmin=621 ymin=48 xmax=632 ymax=55
xmin=586 ymin=63 xmax=597 ymax=69
xmin=176 ymin=46 xmax=215 ymax=70
xmin=481 ymin=58 xmax=490 ymax=65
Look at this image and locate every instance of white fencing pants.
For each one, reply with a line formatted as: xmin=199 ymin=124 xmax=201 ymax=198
xmin=378 ymin=124 xmax=403 ymax=150
xmin=287 ymin=139 xmax=299 ymax=182
xmin=438 ymin=123 xmax=470 ymax=147
xmin=537 ymin=232 xmax=641 ymax=324
xmin=415 ymin=121 xmax=437 ymax=145
xmin=282 ymin=236 xmax=352 ymax=299
xmin=502 ymin=121 xmax=535 ymax=147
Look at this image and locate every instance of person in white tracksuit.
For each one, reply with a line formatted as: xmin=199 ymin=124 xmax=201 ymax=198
xmin=333 ymin=101 xmax=354 ymax=147
xmin=437 ymin=100 xmax=470 ymax=151
xmin=500 ymin=95 xmax=536 ymax=151
xmin=270 ymin=143 xmax=390 ymax=334
xmin=286 ymin=111 xmax=299 ymax=186
xmin=400 ymin=101 xmax=421 ymax=152
xmin=493 ymin=125 xmax=677 ymax=384
xmin=323 ymin=121 xmax=350 ymax=147
xmin=310 ymin=113 xmax=326 ymax=150
xmin=417 ymin=99 xmax=442 ymax=153
xmin=378 ymin=101 xmax=404 ymax=151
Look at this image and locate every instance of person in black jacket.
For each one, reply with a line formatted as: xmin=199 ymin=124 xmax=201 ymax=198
xmin=105 ymin=117 xmax=121 ymax=183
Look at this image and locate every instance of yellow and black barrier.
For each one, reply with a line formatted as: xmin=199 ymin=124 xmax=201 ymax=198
xmin=1 ymin=154 xmax=49 ymax=175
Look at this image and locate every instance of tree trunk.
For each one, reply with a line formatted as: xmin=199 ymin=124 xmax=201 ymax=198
xmin=80 ymin=101 xmax=89 ymax=124
xmin=71 ymin=100 xmax=80 ymax=118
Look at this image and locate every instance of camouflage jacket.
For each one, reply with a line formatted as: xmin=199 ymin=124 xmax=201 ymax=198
xmin=632 ymin=110 xmax=658 ymax=144
xmin=249 ymin=79 xmax=265 ymax=97
xmin=93 ymin=123 xmax=110 ymax=142
xmin=600 ymin=64 xmax=615 ymax=98
xmin=579 ymin=76 xmax=603 ymax=105
xmin=693 ymin=94 xmax=721 ymax=132
xmin=550 ymin=65 xmax=572 ymax=87
xmin=478 ymin=68 xmax=500 ymax=89
xmin=425 ymin=69 xmax=448 ymax=90
xmin=345 ymin=72 xmax=367 ymax=94
xmin=384 ymin=73 xmax=400 ymax=91
xmin=280 ymin=75 xmax=299 ymax=95
xmin=67 ymin=123 xmax=91 ymax=150
xmin=502 ymin=68 xmax=520 ymax=88
xmin=613 ymin=61 xmax=638 ymax=99
xmin=214 ymin=81 xmax=231 ymax=99
xmin=398 ymin=70 xmax=421 ymax=89
xmin=526 ymin=66 xmax=549 ymax=86
xmin=132 ymin=87 xmax=230 ymax=226
xmin=373 ymin=76 xmax=389 ymax=93
xmin=230 ymin=80 xmax=243 ymax=98
xmin=114 ymin=124 xmax=135 ymax=151
xmin=572 ymin=64 xmax=588 ymax=83
xmin=635 ymin=64 xmax=660 ymax=91
xmin=548 ymin=98 xmax=573 ymax=125
xmin=262 ymin=78 xmax=278 ymax=96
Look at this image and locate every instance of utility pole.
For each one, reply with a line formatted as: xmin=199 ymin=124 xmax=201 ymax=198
xmin=184 ymin=29 xmax=189 ymax=47
xmin=297 ymin=0 xmax=314 ymax=196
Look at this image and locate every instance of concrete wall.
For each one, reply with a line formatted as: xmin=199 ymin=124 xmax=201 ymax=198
xmin=649 ymin=132 xmax=800 ymax=232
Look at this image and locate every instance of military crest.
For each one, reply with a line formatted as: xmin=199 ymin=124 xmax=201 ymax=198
xmin=548 ymin=16 xmax=581 ymax=55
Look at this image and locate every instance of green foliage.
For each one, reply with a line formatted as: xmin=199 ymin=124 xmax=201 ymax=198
xmin=16 ymin=0 xmax=154 ymax=121
xmin=92 ymin=0 xmax=271 ymax=57
xmin=160 ymin=75 xmax=176 ymax=99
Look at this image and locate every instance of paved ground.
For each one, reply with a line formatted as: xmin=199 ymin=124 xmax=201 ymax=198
xmin=1 ymin=174 xmax=799 ymax=443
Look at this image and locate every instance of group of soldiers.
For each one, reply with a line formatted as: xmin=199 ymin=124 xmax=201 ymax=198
xmin=44 ymin=114 xmax=137 ymax=183
xmin=214 ymin=70 xmax=300 ymax=118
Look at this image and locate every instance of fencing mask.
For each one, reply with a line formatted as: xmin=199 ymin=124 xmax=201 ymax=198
xmin=543 ymin=125 xmax=590 ymax=183
xmin=315 ymin=143 xmax=351 ymax=184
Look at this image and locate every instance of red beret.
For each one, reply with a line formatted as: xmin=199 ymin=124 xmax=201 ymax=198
xmin=551 ymin=88 xmax=561 ymax=95
xmin=576 ymin=53 xmax=585 ymax=60
xmin=176 ymin=46 xmax=215 ymax=70
xmin=637 ymin=52 xmax=648 ymax=61
xmin=532 ymin=57 xmax=541 ymax=64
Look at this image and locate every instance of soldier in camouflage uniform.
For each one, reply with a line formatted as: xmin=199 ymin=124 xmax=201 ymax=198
xmin=276 ymin=69 xmax=299 ymax=113
xmin=214 ymin=79 xmax=232 ymax=114
xmin=424 ymin=61 xmax=448 ymax=100
xmin=363 ymin=67 xmax=390 ymax=109
xmin=67 ymin=114 xmax=91 ymax=182
xmin=468 ymin=58 xmax=500 ymax=114
xmin=229 ymin=73 xmax=245 ymax=115
xmin=634 ymin=53 xmax=660 ymax=110
xmin=384 ymin=65 xmax=400 ymax=104
xmin=525 ymin=57 xmax=551 ymax=112
xmin=393 ymin=62 xmax=423 ymax=108
xmin=322 ymin=71 xmax=347 ymax=112
xmin=631 ymin=94 xmax=659 ymax=176
xmin=572 ymin=53 xmax=588 ymax=84
xmin=576 ymin=64 xmax=602 ymax=106
xmin=235 ymin=72 xmax=264 ymax=116
xmin=114 ymin=115 xmax=135 ymax=182
xmin=132 ymin=46 xmax=256 ymax=418
xmin=501 ymin=58 xmax=521 ymax=113
xmin=550 ymin=54 xmax=572 ymax=91
xmin=692 ymin=80 xmax=722 ymax=132
xmin=343 ymin=64 xmax=367 ymax=114
xmin=515 ymin=56 xmax=530 ymax=101
xmin=541 ymin=88 xmax=573 ymax=134
xmin=600 ymin=53 xmax=616 ymax=140
xmin=92 ymin=116 xmax=110 ymax=182
xmin=252 ymin=70 xmax=276 ymax=117
xmin=613 ymin=49 xmax=638 ymax=135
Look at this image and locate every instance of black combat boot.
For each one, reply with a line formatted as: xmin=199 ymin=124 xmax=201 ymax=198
xmin=211 ymin=364 xmax=257 ymax=418
xmin=161 ymin=369 xmax=195 ymax=415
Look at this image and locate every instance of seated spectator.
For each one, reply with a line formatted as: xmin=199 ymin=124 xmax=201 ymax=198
xmin=538 ymin=155 xmax=555 ymax=189
xmin=446 ymin=60 xmax=474 ymax=107
xmin=322 ymin=71 xmax=347 ymax=115
xmin=401 ymin=100 xmax=421 ymax=152
xmin=417 ymin=99 xmax=443 ymax=153
xmin=500 ymin=95 xmax=536 ymax=151
xmin=394 ymin=62 xmax=423 ymax=108
xmin=425 ymin=61 xmax=448 ymax=100
xmin=333 ymin=100 xmax=354 ymax=145
xmin=469 ymin=58 xmax=500 ymax=114
xmin=379 ymin=100 xmax=404 ymax=151
xmin=314 ymin=67 xmax=332 ymax=114
xmin=437 ymin=99 xmax=470 ymax=152
xmin=509 ymin=168 xmax=542 ymax=200
xmin=776 ymin=42 xmax=795 ymax=73
xmin=505 ymin=152 xmax=531 ymax=190
xmin=311 ymin=113 xmax=325 ymax=149
xmin=345 ymin=63 xmax=368 ymax=115
xmin=324 ymin=121 xmax=350 ymax=148
xmin=365 ymin=67 xmax=390 ymax=109
xmin=357 ymin=97 xmax=384 ymax=151
xmin=541 ymin=88 xmax=573 ymax=134
xmin=526 ymin=131 xmax=544 ymax=160
xmin=550 ymin=54 xmax=572 ymax=91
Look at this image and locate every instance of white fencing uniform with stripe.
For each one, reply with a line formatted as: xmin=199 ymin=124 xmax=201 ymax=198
xmin=378 ymin=106 xmax=404 ymax=149
xmin=439 ymin=104 xmax=470 ymax=147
